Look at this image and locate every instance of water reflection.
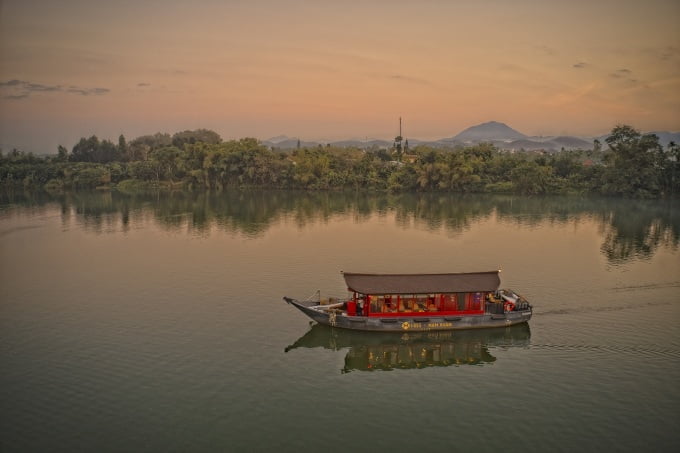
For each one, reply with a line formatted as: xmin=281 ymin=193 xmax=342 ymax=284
xmin=0 ymin=190 xmax=677 ymax=263
xmin=598 ymin=201 xmax=678 ymax=264
xmin=285 ymin=323 xmax=531 ymax=373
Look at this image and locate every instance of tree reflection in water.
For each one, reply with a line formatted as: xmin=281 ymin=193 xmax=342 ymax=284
xmin=1 ymin=190 xmax=677 ymax=264
xmin=598 ymin=200 xmax=678 ymax=263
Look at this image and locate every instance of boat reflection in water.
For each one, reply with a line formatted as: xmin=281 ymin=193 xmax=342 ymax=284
xmin=285 ymin=323 xmax=531 ymax=373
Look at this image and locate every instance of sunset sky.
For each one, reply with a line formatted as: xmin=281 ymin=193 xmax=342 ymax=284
xmin=1 ymin=0 xmax=679 ymax=153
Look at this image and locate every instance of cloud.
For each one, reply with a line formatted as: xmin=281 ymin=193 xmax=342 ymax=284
xmin=608 ymin=69 xmax=639 ymax=84
xmin=0 ymin=79 xmax=25 ymax=87
xmin=607 ymin=69 xmax=640 ymax=86
xmin=536 ymin=45 xmax=557 ymax=56
xmin=66 ymin=86 xmax=110 ymax=95
xmin=609 ymin=69 xmax=633 ymax=79
xmin=3 ymin=94 xmax=30 ymax=100
xmin=0 ymin=79 xmax=110 ymax=99
xmin=387 ymin=74 xmax=431 ymax=85
xmin=655 ymin=46 xmax=679 ymax=61
xmin=137 ymin=82 xmax=150 ymax=87
xmin=0 ymin=79 xmax=61 ymax=92
xmin=573 ymin=62 xmax=588 ymax=69
xmin=26 ymin=82 xmax=61 ymax=92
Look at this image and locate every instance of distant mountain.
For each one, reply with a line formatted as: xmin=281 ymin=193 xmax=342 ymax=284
xmin=259 ymin=124 xmax=679 ymax=152
xmin=649 ymin=131 xmax=680 ymax=149
xmin=331 ymin=139 xmax=392 ymax=148
xmin=262 ymin=136 xmax=321 ymax=149
xmin=593 ymin=131 xmax=680 ymax=150
xmin=445 ymin=122 xmax=599 ymax=151
xmin=545 ymin=136 xmax=593 ymax=148
xmin=503 ymin=139 xmax=546 ymax=150
xmin=497 ymin=137 xmax=591 ymax=152
xmin=263 ymin=137 xmax=395 ymax=149
xmin=503 ymin=135 xmax=593 ymax=151
xmin=452 ymin=121 xmax=527 ymax=142
xmin=266 ymin=135 xmax=294 ymax=144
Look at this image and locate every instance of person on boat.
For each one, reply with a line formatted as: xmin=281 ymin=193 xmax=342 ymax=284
xmin=384 ymin=297 xmax=394 ymax=312
xmin=407 ymin=299 xmax=417 ymax=312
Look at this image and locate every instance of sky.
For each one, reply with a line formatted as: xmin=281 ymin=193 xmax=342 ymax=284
xmin=1 ymin=0 xmax=679 ymax=153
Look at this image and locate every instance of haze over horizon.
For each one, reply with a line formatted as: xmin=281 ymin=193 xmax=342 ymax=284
xmin=1 ymin=0 xmax=679 ymax=153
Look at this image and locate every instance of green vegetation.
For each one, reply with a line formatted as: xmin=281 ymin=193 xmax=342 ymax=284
xmin=1 ymin=126 xmax=678 ymax=197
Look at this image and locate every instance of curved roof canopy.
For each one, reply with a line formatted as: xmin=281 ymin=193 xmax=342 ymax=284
xmin=342 ymin=271 xmax=501 ymax=295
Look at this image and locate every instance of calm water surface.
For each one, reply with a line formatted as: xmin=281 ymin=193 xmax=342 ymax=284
xmin=1 ymin=191 xmax=679 ymax=452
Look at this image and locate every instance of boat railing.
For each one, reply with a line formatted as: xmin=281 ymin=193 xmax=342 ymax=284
xmin=304 ymin=290 xmax=321 ymax=303
xmin=314 ymin=301 xmax=345 ymax=311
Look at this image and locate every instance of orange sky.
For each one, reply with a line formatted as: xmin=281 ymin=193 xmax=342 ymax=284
xmin=1 ymin=0 xmax=679 ymax=152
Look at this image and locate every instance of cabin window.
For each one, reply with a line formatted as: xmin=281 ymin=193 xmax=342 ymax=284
xmin=354 ymin=294 xmax=366 ymax=315
xmin=441 ymin=294 xmax=457 ymax=311
xmin=414 ymin=295 xmax=428 ymax=312
xmin=471 ymin=292 xmax=484 ymax=311
xmin=364 ymin=295 xmax=371 ymax=315
xmin=406 ymin=296 xmax=416 ymax=312
xmin=398 ymin=295 xmax=415 ymax=312
xmin=379 ymin=295 xmax=396 ymax=313
xmin=370 ymin=296 xmax=381 ymax=314
xmin=383 ymin=295 xmax=395 ymax=312
xmin=457 ymin=293 xmax=467 ymax=311
xmin=427 ymin=294 xmax=437 ymax=312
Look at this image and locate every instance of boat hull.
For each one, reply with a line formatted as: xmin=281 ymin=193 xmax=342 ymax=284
xmin=283 ymin=297 xmax=531 ymax=332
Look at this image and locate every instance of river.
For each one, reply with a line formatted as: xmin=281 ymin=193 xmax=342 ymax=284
xmin=1 ymin=190 xmax=678 ymax=452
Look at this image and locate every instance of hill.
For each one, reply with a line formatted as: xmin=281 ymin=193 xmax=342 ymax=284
xmin=452 ymin=121 xmax=527 ymax=142
xmin=259 ymin=125 xmax=678 ymax=152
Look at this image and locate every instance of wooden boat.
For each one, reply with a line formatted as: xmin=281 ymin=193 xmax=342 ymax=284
xmin=283 ymin=270 xmax=532 ymax=332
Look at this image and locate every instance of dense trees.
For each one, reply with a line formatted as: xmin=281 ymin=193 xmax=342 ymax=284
xmin=1 ymin=125 xmax=678 ymax=197
xmin=71 ymin=136 xmax=122 ymax=163
xmin=127 ymin=133 xmax=171 ymax=161
xmin=603 ymin=125 xmax=665 ymax=197
xmin=171 ymin=129 xmax=222 ymax=148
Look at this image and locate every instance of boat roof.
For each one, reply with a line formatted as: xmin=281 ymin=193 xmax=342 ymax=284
xmin=342 ymin=271 xmax=501 ymax=295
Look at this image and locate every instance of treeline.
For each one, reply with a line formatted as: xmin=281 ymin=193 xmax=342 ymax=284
xmin=1 ymin=126 xmax=678 ymax=197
